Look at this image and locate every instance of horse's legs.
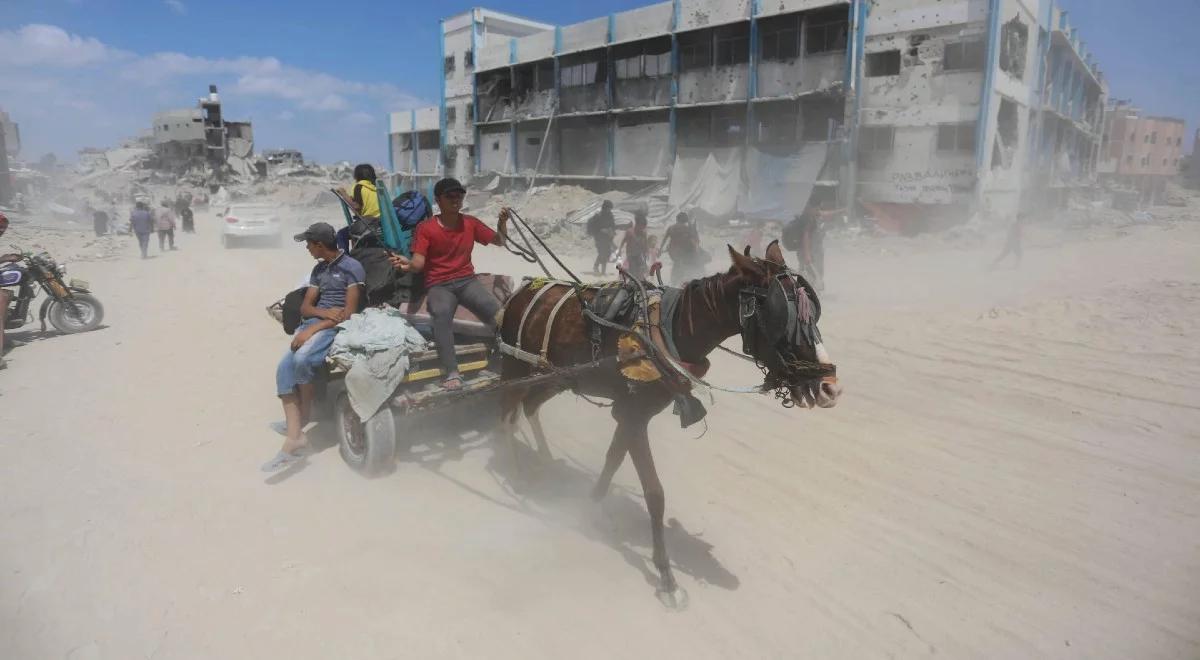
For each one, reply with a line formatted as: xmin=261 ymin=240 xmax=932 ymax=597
xmin=626 ymin=418 xmax=679 ymax=599
xmin=522 ymin=387 xmax=558 ymax=461
xmin=591 ymin=430 xmax=628 ymax=501
xmin=497 ymin=388 xmax=528 ymax=473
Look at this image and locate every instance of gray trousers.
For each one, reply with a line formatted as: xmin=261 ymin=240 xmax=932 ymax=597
xmin=427 ymin=276 xmax=501 ymax=378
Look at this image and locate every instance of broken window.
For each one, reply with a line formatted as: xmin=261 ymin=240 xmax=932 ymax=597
xmin=679 ymin=30 xmax=712 ymax=71
xmin=466 ymin=103 xmax=474 ymax=120
xmin=943 ymin=39 xmax=985 ymax=72
xmin=418 ymin=132 xmax=439 ymax=149
xmin=614 ymin=38 xmax=672 ymax=80
xmin=1144 ymin=134 xmax=1150 ymax=144
xmin=467 ymin=145 xmax=475 ymax=159
xmin=645 ymin=51 xmax=671 ymax=77
xmin=446 ymin=107 xmax=456 ymax=126
xmin=464 ymin=50 xmax=474 ymax=69
xmin=755 ymin=102 xmax=799 ymax=145
xmin=936 ymin=122 xmax=976 ymax=153
xmin=525 ymin=136 xmax=541 ymax=147
xmin=806 ymin=9 xmax=849 ymax=55
xmin=560 ymin=53 xmax=605 ymax=88
xmin=714 ymin=23 xmax=750 ymax=67
xmin=801 ymin=96 xmax=842 ymax=141
xmin=712 ymin=106 xmax=746 ymax=147
xmin=615 ymin=55 xmax=640 ymax=80
xmin=1151 ymin=131 xmax=1157 ymax=144
xmin=677 ymin=107 xmax=712 ymax=146
xmin=1125 ymin=155 xmax=1133 ymax=165
xmin=858 ymin=125 xmax=895 ymax=153
xmin=1129 ymin=131 xmax=1135 ymax=142
xmin=444 ymin=55 xmax=456 ymax=76
xmin=535 ymin=59 xmax=555 ymax=91
xmin=998 ymin=16 xmax=1028 ymax=80
xmin=759 ymin=14 xmax=800 ymax=62
xmin=865 ymin=50 xmax=901 ymax=77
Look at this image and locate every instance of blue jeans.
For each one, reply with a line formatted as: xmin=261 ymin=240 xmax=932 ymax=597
xmin=275 ymin=319 xmax=337 ymax=396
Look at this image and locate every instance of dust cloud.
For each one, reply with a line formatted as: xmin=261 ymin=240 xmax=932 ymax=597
xmin=2 ymin=92 xmax=1200 ymax=660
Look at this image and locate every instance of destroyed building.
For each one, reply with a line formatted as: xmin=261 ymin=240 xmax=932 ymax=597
xmin=1 ymin=108 xmax=20 ymax=159
xmin=388 ymin=0 xmax=1109 ymax=227
xmin=152 ymin=85 xmax=255 ymax=176
xmin=1098 ymin=100 xmax=1184 ymax=205
xmin=857 ymin=2 xmax=1107 ymax=231
xmin=390 ymin=9 xmax=553 ymax=193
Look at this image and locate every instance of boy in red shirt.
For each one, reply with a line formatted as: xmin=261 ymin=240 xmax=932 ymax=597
xmin=390 ymin=178 xmax=509 ymax=390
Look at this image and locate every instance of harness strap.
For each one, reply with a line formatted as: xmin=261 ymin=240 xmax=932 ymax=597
xmin=658 ymin=286 xmax=683 ymax=361
xmin=540 ymin=287 xmax=577 ymax=359
xmin=516 ymin=282 xmax=559 ymax=349
xmin=497 ymin=341 xmax=549 ymax=369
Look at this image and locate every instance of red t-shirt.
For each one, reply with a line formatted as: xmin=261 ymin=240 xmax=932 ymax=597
xmin=412 ymin=214 xmax=498 ymax=286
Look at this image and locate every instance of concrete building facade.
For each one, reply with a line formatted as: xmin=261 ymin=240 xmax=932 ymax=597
xmin=856 ymin=1 xmax=1107 ymax=231
xmin=153 ymin=85 xmax=254 ymax=174
xmin=388 ymin=1 xmax=1108 ymax=227
xmin=1099 ymin=100 xmax=1184 ymax=203
xmin=390 ymin=9 xmax=553 ymax=192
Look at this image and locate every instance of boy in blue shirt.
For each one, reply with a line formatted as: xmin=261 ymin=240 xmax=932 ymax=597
xmin=263 ymin=222 xmax=366 ymax=472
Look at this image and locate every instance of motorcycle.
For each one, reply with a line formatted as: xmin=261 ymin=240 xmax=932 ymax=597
xmin=2 ymin=250 xmax=105 ymax=334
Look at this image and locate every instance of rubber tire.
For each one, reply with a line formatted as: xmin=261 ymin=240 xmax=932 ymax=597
xmin=336 ymin=394 xmax=397 ymax=477
xmin=47 ymin=293 xmax=104 ymax=334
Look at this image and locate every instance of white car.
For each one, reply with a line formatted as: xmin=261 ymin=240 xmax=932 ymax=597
xmin=220 ymin=203 xmax=284 ymax=248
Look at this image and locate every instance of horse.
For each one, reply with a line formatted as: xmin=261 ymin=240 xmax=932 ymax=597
xmin=496 ymin=240 xmax=841 ymax=606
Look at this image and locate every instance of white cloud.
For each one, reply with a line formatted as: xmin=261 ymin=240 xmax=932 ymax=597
xmin=344 ymin=112 xmax=375 ymax=126
xmin=164 ymin=0 xmax=187 ymax=15
xmin=0 ymin=24 xmax=129 ymax=68
xmin=0 ymin=23 xmax=429 ymax=163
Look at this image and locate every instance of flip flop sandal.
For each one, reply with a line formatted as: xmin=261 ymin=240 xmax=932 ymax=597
xmin=260 ymin=449 xmax=306 ymax=473
xmin=442 ymin=377 xmax=464 ymax=391
xmin=268 ymin=420 xmax=318 ymax=437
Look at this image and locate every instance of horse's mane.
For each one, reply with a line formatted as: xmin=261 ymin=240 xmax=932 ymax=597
xmin=677 ymin=270 xmax=737 ymax=336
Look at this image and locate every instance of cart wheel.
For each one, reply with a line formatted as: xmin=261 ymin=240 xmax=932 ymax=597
xmin=336 ymin=394 xmax=396 ymax=477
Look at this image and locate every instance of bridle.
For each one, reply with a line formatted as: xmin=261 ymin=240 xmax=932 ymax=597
xmin=735 ymin=266 xmax=836 ymax=404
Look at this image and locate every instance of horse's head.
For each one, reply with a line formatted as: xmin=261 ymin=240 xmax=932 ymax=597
xmin=727 ymin=242 xmax=841 ymax=409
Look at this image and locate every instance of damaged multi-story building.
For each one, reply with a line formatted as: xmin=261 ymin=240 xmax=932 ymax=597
xmin=857 ymin=1 xmax=1107 ymax=231
xmin=152 ymin=85 xmax=255 ymax=176
xmin=1098 ymin=100 xmax=1184 ymax=205
xmin=389 ymin=0 xmax=1108 ymax=227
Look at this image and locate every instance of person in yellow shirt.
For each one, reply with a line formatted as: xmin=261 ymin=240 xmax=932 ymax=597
xmin=345 ymin=164 xmax=381 ymax=220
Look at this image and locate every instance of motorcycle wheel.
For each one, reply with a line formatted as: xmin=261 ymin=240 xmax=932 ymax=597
xmin=48 ymin=293 xmax=105 ymax=334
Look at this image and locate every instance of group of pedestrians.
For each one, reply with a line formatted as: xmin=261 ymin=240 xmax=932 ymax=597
xmin=586 ymin=202 xmax=706 ymax=285
xmin=585 ymin=201 xmax=836 ymax=289
xmin=126 ymin=196 xmax=194 ymax=259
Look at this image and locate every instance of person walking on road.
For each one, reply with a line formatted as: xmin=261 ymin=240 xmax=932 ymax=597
xmin=177 ymin=194 xmax=195 ymax=234
xmin=586 ymin=200 xmax=617 ymax=276
xmin=616 ymin=210 xmax=651 ymax=281
xmin=156 ymin=200 xmax=177 ymax=251
xmin=129 ymin=201 xmax=154 ymax=259
xmin=660 ymin=212 xmax=703 ymax=285
xmin=92 ymin=206 xmax=110 ymax=237
xmin=990 ymin=212 xmax=1027 ymax=270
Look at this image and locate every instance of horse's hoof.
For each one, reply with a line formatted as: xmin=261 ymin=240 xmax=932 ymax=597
xmin=656 ymin=585 xmax=689 ymax=611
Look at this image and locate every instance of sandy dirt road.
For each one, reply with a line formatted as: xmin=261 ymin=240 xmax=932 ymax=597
xmin=1 ymin=218 xmax=1199 ymax=659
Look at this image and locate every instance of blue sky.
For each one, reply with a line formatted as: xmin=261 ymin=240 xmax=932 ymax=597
xmin=0 ymin=0 xmax=1195 ymax=165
